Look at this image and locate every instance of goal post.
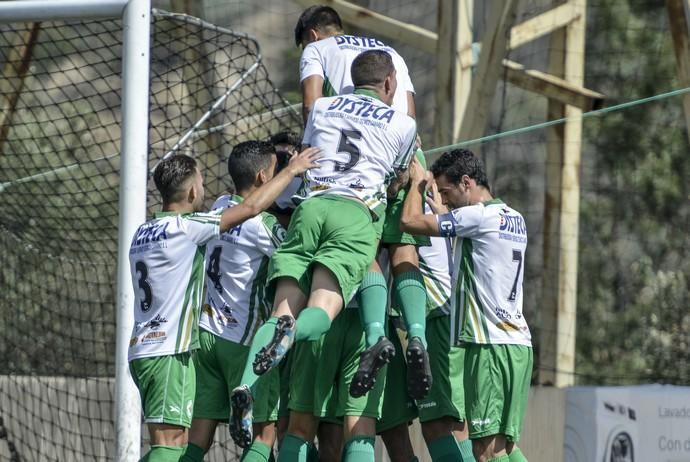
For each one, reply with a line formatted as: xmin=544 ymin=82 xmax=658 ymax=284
xmin=0 ymin=1 xmax=149 ymax=460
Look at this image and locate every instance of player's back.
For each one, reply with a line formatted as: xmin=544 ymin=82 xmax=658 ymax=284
xmin=128 ymin=212 xmax=220 ymax=360
xmin=301 ymin=92 xmax=416 ymax=219
xmin=201 ymin=195 xmax=286 ymax=346
xmin=300 ymin=35 xmax=414 ymax=113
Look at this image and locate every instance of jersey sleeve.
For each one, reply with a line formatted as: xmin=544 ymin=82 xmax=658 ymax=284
xmin=392 ymin=118 xmax=418 ymax=172
xmin=436 ymin=205 xmax=484 ymax=238
xmin=181 ymin=211 xmax=221 ymax=245
xmin=392 ymin=52 xmax=415 ymax=94
xmin=253 ymin=213 xmax=287 ymax=257
xmin=300 ymin=44 xmax=325 ymax=82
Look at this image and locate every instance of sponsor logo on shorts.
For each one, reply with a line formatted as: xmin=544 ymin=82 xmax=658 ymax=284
xmin=186 ymin=400 xmax=193 ymax=419
xmin=471 ymin=417 xmax=492 ymax=429
xmin=169 ymin=404 xmax=180 ymax=414
xmin=417 ymin=401 xmax=438 ymax=409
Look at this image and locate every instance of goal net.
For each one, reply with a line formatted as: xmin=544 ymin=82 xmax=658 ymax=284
xmin=0 ymin=9 xmax=300 ymax=461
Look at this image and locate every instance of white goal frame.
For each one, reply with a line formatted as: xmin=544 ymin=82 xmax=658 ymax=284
xmin=0 ymin=1 xmax=151 ymax=460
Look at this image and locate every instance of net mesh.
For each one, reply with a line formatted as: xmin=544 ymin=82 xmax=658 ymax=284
xmin=0 ymin=9 xmax=299 ymax=461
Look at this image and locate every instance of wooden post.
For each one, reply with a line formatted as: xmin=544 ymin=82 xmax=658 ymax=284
xmin=540 ymin=0 xmax=585 ymax=387
xmin=434 ymin=0 xmax=473 ymax=148
xmin=457 ymin=0 xmax=518 ymax=145
xmin=666 ymin=0 xmax=690 ymax=145
xmin=0 ymin=24 xmax=41 ymax=150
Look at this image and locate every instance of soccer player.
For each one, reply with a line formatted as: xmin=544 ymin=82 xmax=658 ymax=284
xmin=229 ymin=50 xmax=417 ymax=458
xmin=295 ymin=4 xmax=432 ymax=400
xmin=400 ymin=150 xmax=533 ymax=462
xmin=181 ymin=141 xmax=288 ymax=462
xmin=127 ymin=149 xmax=318 ymax=462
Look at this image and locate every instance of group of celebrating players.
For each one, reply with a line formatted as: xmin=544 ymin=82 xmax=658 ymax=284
xmin=126 ymin=5 xmax=533 ymax=462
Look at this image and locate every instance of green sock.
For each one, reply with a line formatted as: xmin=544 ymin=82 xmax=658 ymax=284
xmin=508 ymin=447 xmax=527 ymax=462
xmin=146 ymin=445 xmax=184 ymax=462
xmin=295 ymin=307 xmax=331 ymax=341
xmin=488 ymin=455 xmax=510 ymax=462
xmin=394 ymin=271 xmax=427 ymax=346
xmin=179 ymin=443 xmax=205 ymax=462
xmin=242 ymin=441 xmax=273 ymax=462
xmin=456 ymin=438 xmax=476 ymax=461
xmin=239 ymin=317 xmax=279 ymax=389
xmin=357 ymin=271 xmax=389 ymax=347
xmin=428 ymin=435 xmax=463 ymax=462
xmin=341 ymin=436 xmax=375 ymax=462
xmin=277 ymin=433 xmax=312 ymax=462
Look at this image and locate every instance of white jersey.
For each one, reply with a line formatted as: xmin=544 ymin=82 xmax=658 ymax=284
xmin=128 ymin=211 xmax=221 ymax=361
xmin=437 ymin=199 xmax=532 ymax=346
xmin=300 ymin=35 xmax=415 ymax=114
xmin=200 ymin=195 xmax=286 ymax=345
xmin=301 ymin=90 xmax=417 ymax=219
xmin=419 ymin=204 xmax=454 ymax=319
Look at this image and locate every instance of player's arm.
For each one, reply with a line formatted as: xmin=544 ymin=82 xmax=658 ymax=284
xmin=219 ymin=147 xmax=320 ymax=232
xmin=301 ymin=75 xmax=324 ymax=126
xmin=400 ymin=157 xmax=441 ymax=237
xmin=406 ymin=91 xmax=416 ymax=119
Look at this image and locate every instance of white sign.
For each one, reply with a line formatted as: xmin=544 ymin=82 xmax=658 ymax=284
xmin=564 ymin=385 xmax=690 ymax=462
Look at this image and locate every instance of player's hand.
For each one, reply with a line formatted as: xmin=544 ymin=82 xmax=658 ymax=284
xmin=286 ymin=146 xmax=321 ymax=175
xmin=426 ymin=178 xmax=448 ymax=214
xmin=409 ymin=157 xmax=426 ymax=185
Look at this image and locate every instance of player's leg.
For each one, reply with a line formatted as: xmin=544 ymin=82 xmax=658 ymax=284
xmin=389 ymin=242 xmax=432 ymax=400
xmin=350 ymin=221 xmax=395 ymax=398
xmin=242 ymin=358 xmax=281 ymax=462
xmin=317 ymin=420 xmax=343 ymax=462
xmin=376 ymin=317 xmax=418 ymax=462
xmin=181 ymin=329 xmax=228 ymax=461
xmin=418 ymin=316 xmax=474 ymax=461
xmin=130 ymin=353 xmax=195 ymax=461
xmin=464 ymin=344 xmax=532 ymax=462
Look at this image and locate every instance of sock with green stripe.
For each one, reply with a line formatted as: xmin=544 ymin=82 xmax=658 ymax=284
xmin=239 ymin=317 xmax=279 ymax=389
xmin=341 ymin=436 xmax=375 ymax=462
xmin=241 ymin=441 xmax=273 ymax=462
xmin=357 ymin=271 xmax=389 ymax=347
xmin=456 ymin=437 xmax=476 ymax=461
xmin=295 ymin=307 xmax=331 ymax=341
xmin=428 ymin=435 xmax=463 ymax=462
xmin=277 ymin=433 xmax=312 ymax=462
xmin=179 ymin=443 xmax=205 ymax=462
xmin=394 ymin=271 xmax=427 ymax=347
xmin=145 ymin=445 xmax=184 ymax=462
xmin=488 ymin=455 xmax=510 ymax=462
xmin=508 ymin=447 xmax=528 ymax=462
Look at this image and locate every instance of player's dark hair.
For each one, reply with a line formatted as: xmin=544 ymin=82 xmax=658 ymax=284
xmin=431 ymin=149 xmax=490 ymax=191
xmin=269 ymin=131 xmax=302 ymax=172
xmin=351 ymin=50 xmax=395 ymax=88
xmin=227 ymin=140 xmax=276 ymax=193
xmin=153 ymin=154 xmax=198 ymax=204
xmin=294 ymin=5 xmax=343 ymax=46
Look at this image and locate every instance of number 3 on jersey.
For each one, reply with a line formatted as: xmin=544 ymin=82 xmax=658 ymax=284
xmin=135 ymin=261 xmax=152 ymax=312
xmin=335 ymin=128 xmax=362 ymax=172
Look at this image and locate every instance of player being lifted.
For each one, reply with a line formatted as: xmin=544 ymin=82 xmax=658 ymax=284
xmin=295 ymin=4 xmax=432 ymax=400
xmin=182 ymin=141 xmax=289 ymax=462
xmin=400 ymin=150 xmax=533 ymax=462
xmin=127 ymin=150 xmax=318 ymax=462
xmin=229 ymin=50 xmax=417 ymax=453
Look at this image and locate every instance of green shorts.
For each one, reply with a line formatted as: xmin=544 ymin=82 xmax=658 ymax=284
xmin=289 ymin=309 xmax=385 ymax=420
xmin=376 ymin=318 xmax=417 ymax=434
xmin=193 ymin=329 xmax=279 ymax=423
xmin=269 ymin=195 xmax=378 ymax=303
xmin=129 ymin=352 xmax=195 ymax=428
xmin=380 ymin=187 xmax=430 ymax=247
xmin=278 ymin=350 xmax=293 ymax=419
xmin=464 ymin=344 xmax=533 ymax=441
xmin=417 ymin=316 xmax=466 ymax=423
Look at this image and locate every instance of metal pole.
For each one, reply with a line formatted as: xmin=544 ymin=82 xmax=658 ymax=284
xmin=115 ymin=0 xmax=150 ymax=460
xmin=0 ymin=0 xmax=128 ymax=23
